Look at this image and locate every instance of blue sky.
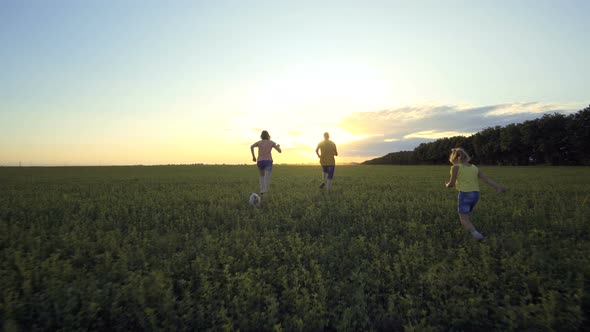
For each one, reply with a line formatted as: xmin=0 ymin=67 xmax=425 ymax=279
xmin=1 ymin=0 xmax=589 ymax=165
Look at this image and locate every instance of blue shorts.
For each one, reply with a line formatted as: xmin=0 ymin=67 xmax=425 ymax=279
xmin=458 ymin=191 xmax=480 ymax=214
xmin=322 ymin=165 xmax=335 ymax=179
xmin=257 ymin=160 xmax=273 ymax=172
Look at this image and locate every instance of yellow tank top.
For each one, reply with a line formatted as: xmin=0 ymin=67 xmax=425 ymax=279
xmin=452 ymin=164 xmax=480 ymax=192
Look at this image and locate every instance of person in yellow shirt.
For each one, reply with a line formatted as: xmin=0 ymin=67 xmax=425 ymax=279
xmin=445 ymin=147 xmax=506 ymax=240
xmin=315 ymin=132 xmax=338 ymax=193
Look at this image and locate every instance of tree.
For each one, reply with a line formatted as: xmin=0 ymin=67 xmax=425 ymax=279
xmin=536 ymin=113 xmax=569 ymax=165
xmin=472 ymin=127 xmax=502 ymax=165
xmin=499 ymin=124 xmax=524 ymax=165
xmin=566 ymin=106 xmax=590 ymax=165
xmin=519 ymin=120 xmax=540 ymax=164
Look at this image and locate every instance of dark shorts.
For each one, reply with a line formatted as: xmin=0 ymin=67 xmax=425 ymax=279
xmin=322 ymin=165 xmax=335 ymax=179
xmin=257 ymin=160 xmax=273 ymax=172
xmin=458 ymin=191 xmax=480 ymax=214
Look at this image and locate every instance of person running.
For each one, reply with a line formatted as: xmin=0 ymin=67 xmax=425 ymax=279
xmin=251 ymin=130 xmax=282 ymax=195
xmin=316 ymin=132 xmax=338 ymax=193
xmin=445 ymin=147 xmax=507 ymax=240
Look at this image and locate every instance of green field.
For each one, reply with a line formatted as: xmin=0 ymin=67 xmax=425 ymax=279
xmin=1 ymin=165 xmax=589 ymax=331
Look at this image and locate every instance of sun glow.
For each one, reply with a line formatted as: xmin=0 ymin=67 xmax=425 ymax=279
xmin=231 ymin=62 xmax=394 ymax=163
xmin=235 ymin=124 xmax=369 ymax=165
xmin=247 ymin=62 xmax=393 ymax=117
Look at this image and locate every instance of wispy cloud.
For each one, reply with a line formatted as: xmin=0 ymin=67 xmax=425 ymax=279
xmin=338 ymin=102 xmax=588 ymax=159
xmin=404 ymin=130 xmax=475 ymax=139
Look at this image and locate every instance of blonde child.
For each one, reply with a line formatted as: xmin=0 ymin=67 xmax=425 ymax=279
xmin=445 ymin=148 xmax=506 ymax=240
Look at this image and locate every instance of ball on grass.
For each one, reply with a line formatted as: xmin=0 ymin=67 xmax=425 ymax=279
xmin=249 ymin=193 xmax=261 ymax=207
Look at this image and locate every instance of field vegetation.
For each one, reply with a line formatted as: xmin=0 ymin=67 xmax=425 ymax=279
xmin=1 ymin=165 xmax=589 ymax=331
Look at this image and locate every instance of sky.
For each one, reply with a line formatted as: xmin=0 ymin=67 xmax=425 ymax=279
xmin=1 ymin=0 xmax=589 ymax=166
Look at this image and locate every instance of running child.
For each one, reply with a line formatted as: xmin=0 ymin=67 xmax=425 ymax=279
xmin=251 ymin=130 xmax=282 ymax=194
xmin=445 ymin=147 xmax=506 ymax=240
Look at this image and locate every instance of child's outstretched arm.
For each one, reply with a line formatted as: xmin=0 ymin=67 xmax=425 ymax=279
xmin=479 ymin=170 xmax=507 ymax=192
xmin=446 ymin=165 xmax=459 ymax=188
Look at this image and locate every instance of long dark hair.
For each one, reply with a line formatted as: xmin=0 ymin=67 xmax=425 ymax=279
xmin=260 ymin=130 xmax=270 ymax=140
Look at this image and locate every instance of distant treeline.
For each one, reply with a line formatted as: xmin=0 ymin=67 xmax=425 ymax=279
xmin=363 ymin=105 xmax=590 ymax=166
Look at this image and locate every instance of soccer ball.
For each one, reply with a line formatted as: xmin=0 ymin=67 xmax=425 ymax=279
xmin=249 ymin=193 xmax=261 ymax=207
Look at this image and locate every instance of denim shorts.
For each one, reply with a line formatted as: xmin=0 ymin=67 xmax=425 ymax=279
xmin=322 ymin=165 xmax=335 ymax=179
xmin=458 ymin=191 xmax=480 ymax=214
xmin=257 ymin=160 xmax=273 ymax=172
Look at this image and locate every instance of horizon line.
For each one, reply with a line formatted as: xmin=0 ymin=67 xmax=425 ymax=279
xmin=0 ymin=162 xmax=364 ymax=168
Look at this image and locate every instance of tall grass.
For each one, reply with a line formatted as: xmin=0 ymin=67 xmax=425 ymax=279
xmin=1 ymin=165 xmax=589 ymax=331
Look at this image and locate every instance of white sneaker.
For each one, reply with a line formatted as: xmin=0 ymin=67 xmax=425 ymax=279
xmin=470 ymin=230 xmax=485 ymax=241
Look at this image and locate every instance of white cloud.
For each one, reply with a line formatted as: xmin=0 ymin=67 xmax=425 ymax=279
xmin=404 ymin=130 xmax=475 ymax=139
xmin=484 ymin=102 xmax=586 ymax=116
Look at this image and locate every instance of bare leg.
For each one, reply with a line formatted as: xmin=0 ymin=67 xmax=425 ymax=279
xmin=459 ymin=213 xmax=476 ymax=232
xmin=259 ymin=169 xmax=265 ymax=194
xmin=263 ymin=170 xmax=271 ymax=193
xmin=460 ymin=213 xmax=484 ymax=240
